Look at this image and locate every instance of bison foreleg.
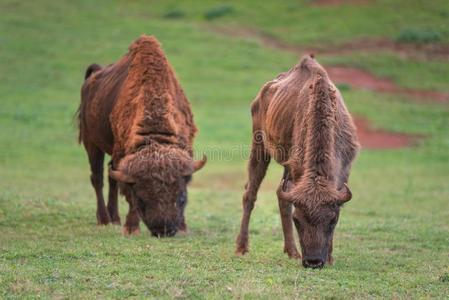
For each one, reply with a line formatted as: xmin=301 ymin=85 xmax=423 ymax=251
xmin=276 ymin=168 xmax=300 ymax=259
xmin=236 ymin=136 xmax=270 ymax=255
xmin=107 ymin=161 xmax=121 ymax=225
xmin=122 ymin=193 xmax=140 ymax=236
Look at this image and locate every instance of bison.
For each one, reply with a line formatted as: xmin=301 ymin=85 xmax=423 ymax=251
xmin=77 ymin=35 xmax=206 ymax=237
xmin=236 ymin=55 xmax=359 ymax=268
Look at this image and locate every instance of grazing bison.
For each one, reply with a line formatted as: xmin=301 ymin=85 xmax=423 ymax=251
xmin=236 ymin=55 xmax=359 ymax=268
xmin=77 ymin=35 xmax=206 ymax=237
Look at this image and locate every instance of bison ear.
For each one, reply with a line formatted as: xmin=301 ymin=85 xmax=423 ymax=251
xmin=108 ymin=165 xmax=136 ymax=184
xmin=336 ymin=183 xmax=352 ymax=205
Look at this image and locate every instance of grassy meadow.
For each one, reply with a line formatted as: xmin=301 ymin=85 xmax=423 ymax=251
xmin=0 ymin=0 xmax=448 ymax=298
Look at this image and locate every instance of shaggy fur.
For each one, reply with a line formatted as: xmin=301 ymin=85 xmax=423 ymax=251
xmin=236 ymin=55 xmax=359 ymax=268
xmin=77 ymin=35 xmax=205 ymax=236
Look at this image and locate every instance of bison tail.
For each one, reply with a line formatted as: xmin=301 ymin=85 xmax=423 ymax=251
xmin=77 ymin=64 xmax=101 ymax=144
xmin=84 ymin=63 xmax=102 ymax=80
xmin=75 ymin=103 xmax=85 ymax=144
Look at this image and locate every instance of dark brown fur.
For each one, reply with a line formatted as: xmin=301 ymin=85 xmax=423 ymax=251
xmin=236 ymin=56 xmax=359 ymax=268
xmin=77 ymin=35 xmax=205 ymax=237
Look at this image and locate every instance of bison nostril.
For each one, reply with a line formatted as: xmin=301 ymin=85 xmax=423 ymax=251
xmin=303 ymin=258 xmax=324 ymax=269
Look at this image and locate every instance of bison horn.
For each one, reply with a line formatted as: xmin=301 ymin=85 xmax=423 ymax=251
xmin=277 ymin=185 xmax=296 ymax=203
xmin=336 ymin=183 xmax=352 ymax=204
xmin=192 ymin=155 xmax=207 ymax=172
xmin=182 ymin=155 xmax=207 ymax=176
xmin=108 ymin=165 xmax=136 ymax=184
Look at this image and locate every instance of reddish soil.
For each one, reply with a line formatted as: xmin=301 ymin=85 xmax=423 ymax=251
xmin=327 ymin=67 xmax=396 ymax=91
xmin=353 ymin=116 xmax=420 ymax=149
xmin=212 ymin=26 xmax=449 ymax=60
xmin=211 ymin=26 xmax=449 ymax=103
xmin=312 ymin=38 xmax=449 ymax=60
xmin=326 ymin=67 xmax=448 ymax=103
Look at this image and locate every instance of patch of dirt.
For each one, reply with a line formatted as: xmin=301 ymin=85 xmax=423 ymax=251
xmin=327 ymin=67 xmax=396 ymax=91
xmin=212 ymin=26 xmax=449 ymax=61
xmin=326 ymin=67 xmax=449 ymax=103
xmin=353 ymin=116 xmax=421 ymax=149
xmin=312 ymin=38 xmax=449 ymax=60
xmin=211 ymin=26 xmax=449 ymax=103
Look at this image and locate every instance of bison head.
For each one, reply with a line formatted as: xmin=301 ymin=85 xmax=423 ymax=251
xmin=109 ymin=145 xmax=206 ymax=237
xmin=278 ymin=180 xmax=352 ymax=268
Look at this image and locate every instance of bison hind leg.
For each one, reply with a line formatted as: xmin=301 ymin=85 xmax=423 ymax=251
xmin=85 ymin=142 xmax=111 ymax=225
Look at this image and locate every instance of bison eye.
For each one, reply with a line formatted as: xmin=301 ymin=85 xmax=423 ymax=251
xmin=184 ymin=175 xmax=192 ymax=184
xmin=136 ymin=197 xmax=145 ymax=213
xmin=329 ymin=216 xmax=338 ymax=227
xmin=177 ymin=190 xmax=187 ymax=207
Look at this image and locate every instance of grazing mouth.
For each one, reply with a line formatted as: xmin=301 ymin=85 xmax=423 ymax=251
xmin=302 ymin=258 xmax=325 ymax=269
xmin=150 ymin=228 xmax=177 ymax=238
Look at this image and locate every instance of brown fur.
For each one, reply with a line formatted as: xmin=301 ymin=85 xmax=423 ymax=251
xmin=236 ymin=56 xmax=359 ymax=267
xmin=77 ymin=35 xmax=205 ymax=237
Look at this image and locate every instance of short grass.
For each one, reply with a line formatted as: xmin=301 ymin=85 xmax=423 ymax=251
xmin=152 ymin=0 xmax=449 ymax=45
xmin=153 ymin=0 xmax=449 ymax=92
xmin=1 ymin=0 xmax=448 ymax=298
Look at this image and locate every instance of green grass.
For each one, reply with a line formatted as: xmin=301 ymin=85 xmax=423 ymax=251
xmin=1 ymin=0 xmax=448 ymax=298
xmin=150 ymin=0 xmax=449 ymax=45
xmin=152 ymin=0 xmax=449 ymax=93
xmin=396 ymin=28 xmax=443 ymax=43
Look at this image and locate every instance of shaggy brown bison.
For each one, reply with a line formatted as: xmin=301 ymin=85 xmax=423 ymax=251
xmin=77 ymin=35 xmax=206 ymax=237
xmin=236 ymin=55 xmax=359 ymax=268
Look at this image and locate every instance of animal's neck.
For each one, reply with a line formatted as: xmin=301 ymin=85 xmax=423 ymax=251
xmin=128 ymin=36 xmax=174 ymax=96
xmin=126 ymin=39 xmax=180 ymax=147
xmin=302 ymin=75 xmax=337 ymax=184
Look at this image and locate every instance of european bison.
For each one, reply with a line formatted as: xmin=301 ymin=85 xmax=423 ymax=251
xmin=77 ymin=35 xmax=206 ymax=237
xmin=236 ymin=55 xmax=359 ymax=268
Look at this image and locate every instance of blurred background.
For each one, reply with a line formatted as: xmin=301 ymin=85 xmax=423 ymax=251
xmin=1 ymin=0 xmax=448 ymax=298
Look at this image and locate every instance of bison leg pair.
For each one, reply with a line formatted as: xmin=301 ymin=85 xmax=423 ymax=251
xmin=235 ymin=135 xmax=300 ymax=258
xmin=85 ymin=142 xmax=141 ymax=234
xmin=85 ymin=144 xmax=119 ymax=225
xmin=84 ymin=143 xmax=121 ymax=226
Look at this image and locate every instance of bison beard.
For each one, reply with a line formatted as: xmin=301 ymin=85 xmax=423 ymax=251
xmin=77 ymin=35 xmax=206 ymax=237
xmin=236 ymin=55 xmax=359 ymax=267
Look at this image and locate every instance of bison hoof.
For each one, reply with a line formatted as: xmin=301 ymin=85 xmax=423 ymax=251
xmin=236 ymin=235 xmax=249 ymax=256
xmin=110 ymin=216 xmax=121 ymax=225
xmin=178 ymin=222 xmax=187 ymax=232
xmin=122 ymin=226 xmax=140 ymax=236
xmin=177 ymin=226 xmax=189 ymax=236
xmin=284 ymin=248 xmax=301 ymax=259
xmin=235 ymin=244 xmax=249 ymax=256
xmin=235 ymin=249 xmax=248 ymax=256
xmin=96 ymin=214 xmax=111 ymax=225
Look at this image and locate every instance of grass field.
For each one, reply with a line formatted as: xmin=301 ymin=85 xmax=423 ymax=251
xmin=1 ymin=0 xmax=448 ymax=298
